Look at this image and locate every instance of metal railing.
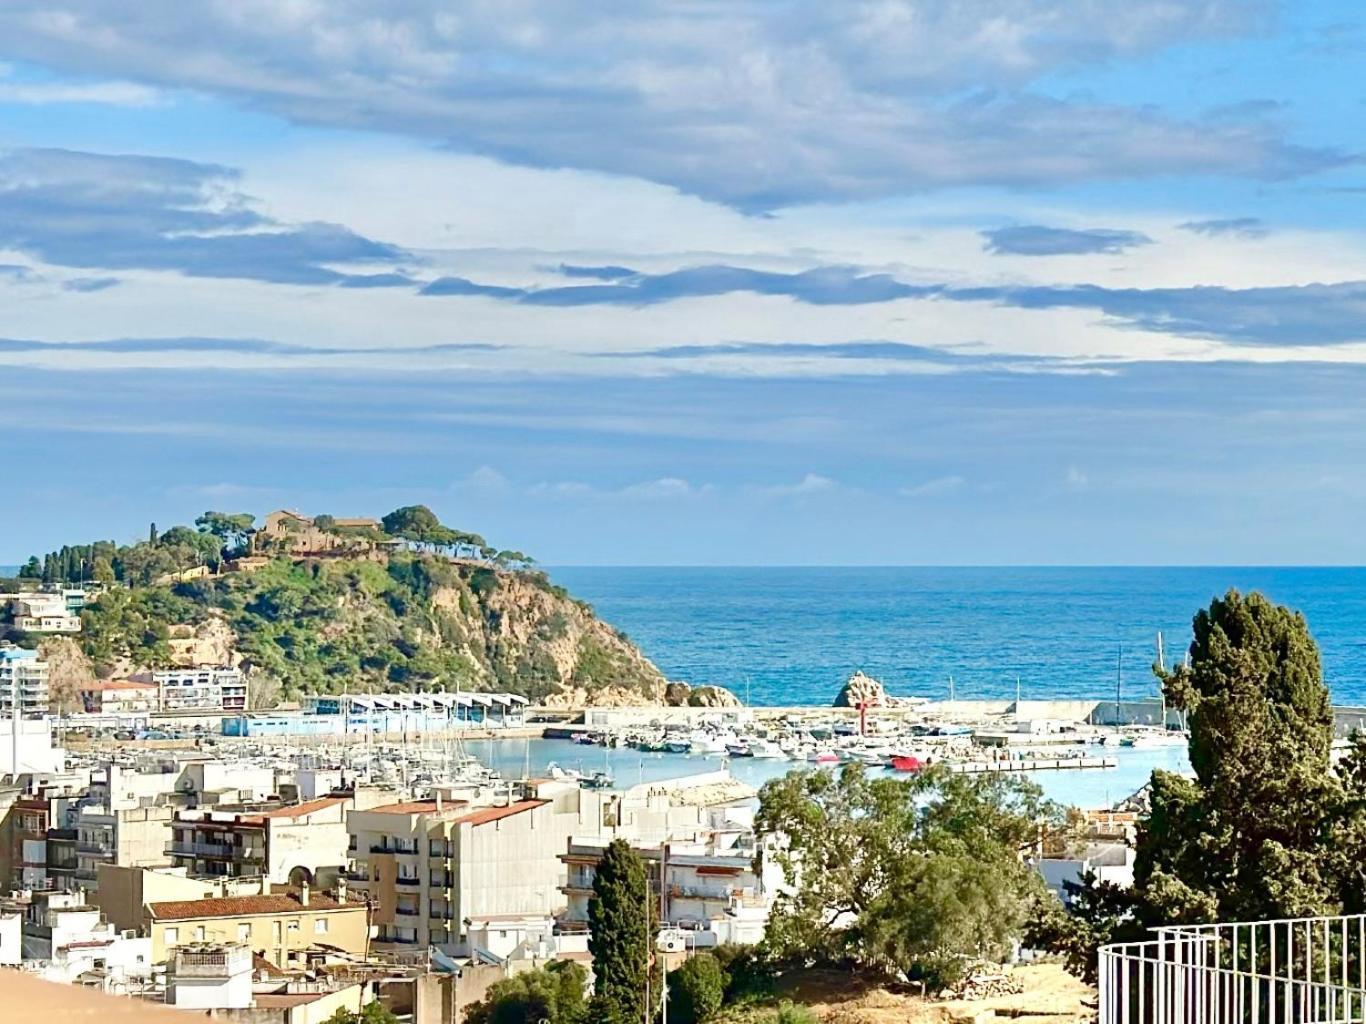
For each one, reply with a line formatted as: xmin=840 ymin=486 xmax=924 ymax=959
xmin=1099 ymin=914 xmax=1366 ymax=1024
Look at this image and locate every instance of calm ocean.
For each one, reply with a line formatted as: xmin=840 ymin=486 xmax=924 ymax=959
xmin=549 ymin=567 xmax=1366 ymax=707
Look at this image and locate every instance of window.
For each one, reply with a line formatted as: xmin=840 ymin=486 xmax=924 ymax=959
xmin=314 ymin=918 xmax=328 ymax=935
xmin=194 ymin=926 xmax=206 ymax=941
xmin=238 ymin=924 xmax=250 ymax=942
xmin=165 ymin=927 xmax=179 ymax=945
xmin=287 ymin=918 xmax=300 ymax=932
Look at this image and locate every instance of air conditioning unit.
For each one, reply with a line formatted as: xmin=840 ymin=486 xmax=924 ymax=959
xmin=656 ymin=930 xmax=686 ymax=954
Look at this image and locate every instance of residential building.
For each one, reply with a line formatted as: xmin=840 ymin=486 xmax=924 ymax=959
xmin=3 ymin=794 xmax=56 ymax=889
xmin=165 ymin=942 xmax=253 ymax=1009
xmin=144 ymin=884 xmax=369 ymax=966
xmin=0 ymin=715 xmax=64 ymax=777
xmin=20 ymin=889 xmax=154 ymax=990
xmin=346 ymin=783 xmax=594 ymax=956
xmin=91 ymin=864 xmax=271 ymax=935
xmin=0 ymin=642 xmax=50 ymax=718
xmin=8 ymin=591 xmax=82 ymax=633
xmin=1036 ymin=841 xmax=1136 ymax=903
xmin=154 ymin=666 xmax=248 ymax=713
xmin=169 ymin=795 xmax=364 ymax=886
xmin=73 ymin=804 xmax=176 ymax=889
xmin=78 ymin=679 xmax=159 ymax=714
xmin=558 ymin=831 xmax=780 ymax=948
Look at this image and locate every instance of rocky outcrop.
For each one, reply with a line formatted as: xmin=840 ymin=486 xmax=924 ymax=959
xmin=662 ymin=681 xmax=743 ymax=707
xmin=833 ymin=670 xmax=891 ymax=708
xmin=37 ymin=636 xmax=93 ymax=713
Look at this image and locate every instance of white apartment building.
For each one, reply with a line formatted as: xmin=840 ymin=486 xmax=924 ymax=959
xmin=346 ymin=780 xmax=600 ymax=955
xmin=20 ymin=890 xmax=153 ymax=990
xmin=0 ymin=643 xmax=50 ymax=718
xmin=9 ymin=591 xmax=82 ymax=633
xmin=154 ymin=666 xmax=248 ymax=713
xmin=558 ymin=830 xmax=781 ymax=948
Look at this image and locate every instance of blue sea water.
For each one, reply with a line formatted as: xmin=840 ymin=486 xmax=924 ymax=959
xmin=548 ymin=567 xmax=1366 ymax=707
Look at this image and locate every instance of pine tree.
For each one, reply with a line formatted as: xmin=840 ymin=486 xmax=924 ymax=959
xmin=588 ymin=839 xmax=652 ymax=1024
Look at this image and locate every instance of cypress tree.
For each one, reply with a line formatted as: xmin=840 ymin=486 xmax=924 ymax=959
xmin=1138 ymin=589 xmax=1338 ymax=923
xmin=588 ymin=839 xmax=652 ymax=1024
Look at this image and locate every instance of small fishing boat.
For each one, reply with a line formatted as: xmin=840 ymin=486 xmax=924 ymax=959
xmin=808 ymin=749 xmax=840 ymax=765
xmin=663 ymin=739 xmax=691 ymax=754
xmin=582 ymin=769 xmax=615 ymax=789
xmin=748 ymin=739 xmax=788 ymax=759
xmin=725 ymin=741 xmax=754 ymax=758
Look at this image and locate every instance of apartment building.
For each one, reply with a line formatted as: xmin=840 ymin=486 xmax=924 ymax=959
xmin=144 ymin=884 xmax=369 ymax=966
xmin=19 ymin=890 xmax=153 ymax=989
xmin=0 ymin=642 xmax=50 ymax=718
xmin=73 ymin=804 xmax=176 ymax=890
xmin=154 ymin=666 xmax=248 ymax=713
xmin=558 ymin=831 xmax=782 ymax=947
xmin=78 ymin=679 xmax=159 ymax=714
xmin=169 ymin=796 xmax=358 ymax=886
xmin=346 ymin=784 xmax=593 ymax=955
xmin=8 ymin=591 xmax=82 ymax=633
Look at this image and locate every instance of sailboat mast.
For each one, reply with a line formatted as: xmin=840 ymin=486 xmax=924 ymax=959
xmin=1115 ymin=643 xmax=1123 ymax=727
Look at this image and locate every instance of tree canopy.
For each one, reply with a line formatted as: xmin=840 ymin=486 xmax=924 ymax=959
xmin=756 ymin=764 xmax=1059 ymax=986
xmin=668 ymin=951 xmax=728 ymax=1024
xmin=464 ymin=961 xmax=587 ymax=1024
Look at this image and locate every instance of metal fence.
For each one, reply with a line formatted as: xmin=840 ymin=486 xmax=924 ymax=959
xmin=1100 ymin=915 xmax=1366 ymax=1024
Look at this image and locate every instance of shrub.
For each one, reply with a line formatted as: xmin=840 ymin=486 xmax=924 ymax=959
xmin=772 ymin=1002 xmax=818 ymax=1024
xmin=668 ymin=952 xmax=729 ymax=1023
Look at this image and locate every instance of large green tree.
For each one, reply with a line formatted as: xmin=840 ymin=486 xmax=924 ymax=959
xmin=588 ymin=839 xmax=654 ymax=1024
xmin=667 ymin=952 xmax=728 ymax=1024
xmin=1138 ymin=589 xmax=1339 ymax=925
xmin=756 ymin=764 xmax=1058 ymax=985
xmin=1034 ymin=589 xmax=1353 ymax=977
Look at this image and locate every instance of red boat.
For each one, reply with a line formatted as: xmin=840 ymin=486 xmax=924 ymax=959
xmin=890 ymin=755 xmax=925 ymax=773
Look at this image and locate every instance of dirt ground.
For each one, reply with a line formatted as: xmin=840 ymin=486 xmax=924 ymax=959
xmin=722 ymin=964 xmax=1095 ymax=1024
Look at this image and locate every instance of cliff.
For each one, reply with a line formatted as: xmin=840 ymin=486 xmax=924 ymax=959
xmin=74 ymin=554 xmax=668 ymax=705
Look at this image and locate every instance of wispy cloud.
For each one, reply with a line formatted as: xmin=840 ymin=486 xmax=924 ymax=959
xmin=752 ymin=473 xmax=838 ymax=499
xmin=982 ymin=225 xmax=1153 ymax=256
xmin=1178 ymin=217 xmax=1269 ymax=238
xmin=900 ymin=475 xmax=967 ymax=497
xmin=0 ymin=66 xmax=160 ymax=106
xmin=0 ymin=147 xmax=415 ymax=286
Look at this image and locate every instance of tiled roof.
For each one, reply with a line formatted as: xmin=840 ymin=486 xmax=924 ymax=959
xmin=260 ymin=797 xmax=348 ymax=819
xmin=455 ymin=800 xmax=547 ymax=826
xmin=366 ymin=800 xmax=444 ymax=815
xmin=147 ymin=892 xmax=363 ymax=921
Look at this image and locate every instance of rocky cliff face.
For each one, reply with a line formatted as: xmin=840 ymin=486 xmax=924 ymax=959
xmin=76 ymin=555 xmax=668 ymax=706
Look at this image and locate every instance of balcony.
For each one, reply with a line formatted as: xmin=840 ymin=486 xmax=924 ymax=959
xmin=1099 ymin=913 xmax=1366 ymax=1024
xmin=396 ymin=876 xmax=420 ymax=887
xmin=76 ymin=842 xmax=113 ymax=856
xmin=395 ymin=907 xmax=419 ymax=917
xmin=168 ymin=841 xmax=263 ymax=860
xmin=370 ymin=844 xmax=418 ymax=856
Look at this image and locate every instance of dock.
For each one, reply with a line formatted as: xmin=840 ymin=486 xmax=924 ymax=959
xmin=947 ymin=756 xmax=1117 ymax=774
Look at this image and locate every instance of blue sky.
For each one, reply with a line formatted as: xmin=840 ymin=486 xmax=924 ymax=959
xmin=3 ymin=2 xmax=1366 ymax=564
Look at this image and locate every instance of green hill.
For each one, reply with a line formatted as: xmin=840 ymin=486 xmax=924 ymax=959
xmin=7 ymin=507 xmax=667 ymax=706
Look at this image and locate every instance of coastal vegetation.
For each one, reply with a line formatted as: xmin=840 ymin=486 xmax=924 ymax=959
xmin=1029 ymin=588 xmax=1366 ymax=980
xmin=588 ymin=839 xmax=659 ymax=1024
xmin=4 ymin=506 xmax=666 ymax=703
xmin=464 ymin=961 xmax=589 ymax=1024
xmin=755 ymin=765 xmax=1061 ymax=988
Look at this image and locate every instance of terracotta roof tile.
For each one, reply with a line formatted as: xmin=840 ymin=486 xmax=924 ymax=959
xmin=147 ymin=892 xmax=364 ymax=921
xmin=260 ymin=797 xmax=348 ymax=819
xmin=454 ymin=800 xmax=547 ymax=826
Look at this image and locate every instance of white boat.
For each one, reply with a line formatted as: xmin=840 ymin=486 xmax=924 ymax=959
xmin=748 ymin=739 xmax=788 ymax=759
xmin=689 ymin=732 xmax=729 ymax=755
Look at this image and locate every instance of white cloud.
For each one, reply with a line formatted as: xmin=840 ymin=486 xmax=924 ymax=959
xmin=899 ymin=475 xmax=966 ymax=497
xmin=1065 ymin=466 xmax=1090 ymax=490
xmin=752 ymin=473 xmax=838 ymax=498
xmin=0 ymin=1 xmax=1305 ymax=208
xmin=452 ymin=465 xmax=511 ymax=495
xmin=527 ymin=477 xmax=710 ymax=502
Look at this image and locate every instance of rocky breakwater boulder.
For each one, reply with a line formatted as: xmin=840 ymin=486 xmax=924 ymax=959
xmin=664 ymin=681 xmax=743 ymax=707
xmin=832 ymin=670 xmax=892 ymax=708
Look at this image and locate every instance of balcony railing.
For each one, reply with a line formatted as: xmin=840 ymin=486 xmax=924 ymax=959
xmin=396 ymin=876 xmax=420 ymax=887
xmin=1099 ymin=913 xmax=1366 ymax=1024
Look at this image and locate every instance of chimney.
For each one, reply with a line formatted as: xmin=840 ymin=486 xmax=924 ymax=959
xmin=299 ymin=880 xmax=310 ymax=907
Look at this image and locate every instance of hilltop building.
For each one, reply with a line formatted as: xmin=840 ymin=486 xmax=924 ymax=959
xmin=5 ymin=590 xmax=83 ymax=633
xmin=78 ymin=679 xmax=159 ymax=714
xmin=257 ymin=510 xmax=387 ymax=557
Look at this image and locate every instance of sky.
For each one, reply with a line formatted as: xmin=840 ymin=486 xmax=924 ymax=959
xmin=4 ymin=2 xmax=1366 ymax=565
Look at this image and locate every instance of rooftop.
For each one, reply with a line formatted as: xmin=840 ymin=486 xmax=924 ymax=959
xmin=147 ymin=891 xmax=363 ymax=921
xmin=260 ymin=796 xmax=349 ymax=819
xmin=364 ymin=798 xmax=547 ymax=824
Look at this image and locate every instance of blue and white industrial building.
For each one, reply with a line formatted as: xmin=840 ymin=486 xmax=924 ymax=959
xmin=222 ymin=690 xmax=528 ymax=737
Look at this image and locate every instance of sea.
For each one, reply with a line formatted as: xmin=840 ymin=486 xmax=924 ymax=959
xmin=492 ymin=566 xmax=1365 ymax=807
xmin=550 ymin=566 xmax=1366 ymax=707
